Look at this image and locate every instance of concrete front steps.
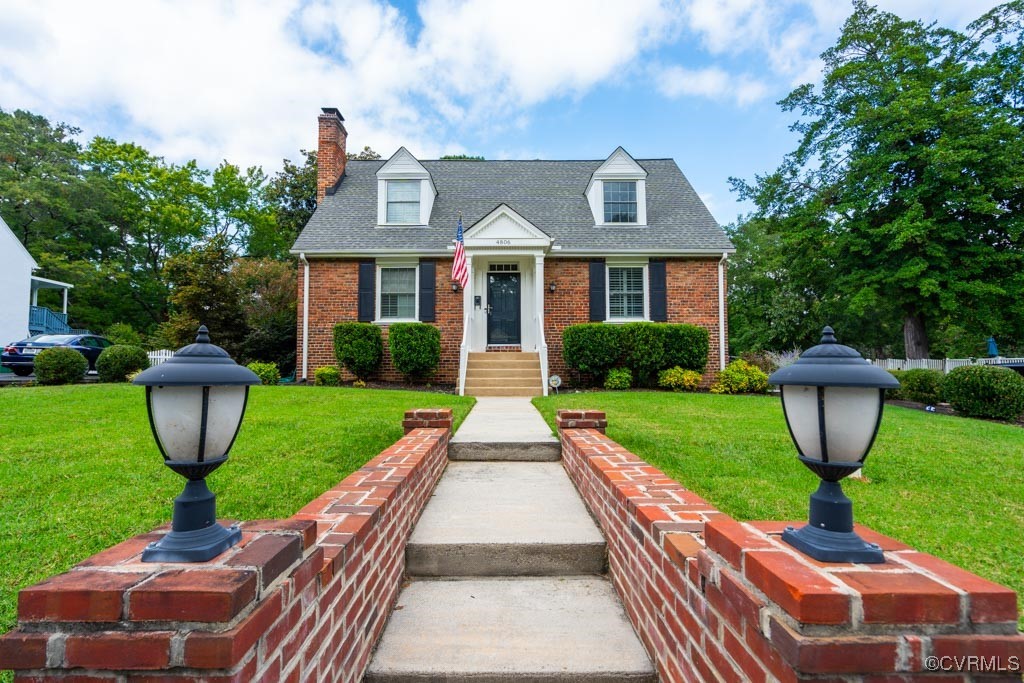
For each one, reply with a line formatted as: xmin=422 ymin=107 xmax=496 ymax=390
xmin=464 ymin=351 xmax=543 ymax=397
xmin=365 ymin=444 xmax=656 ymax=683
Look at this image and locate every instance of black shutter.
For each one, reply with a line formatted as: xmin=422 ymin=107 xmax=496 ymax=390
xmin=588 ymin=259 xmax=606 ymax=322
xmin=649 ymin=259 xmax=667 ymax=322
xmin=419 ymin=260 xmax=436 ymax=322
xmin=357 ymin=261 xmax=375 ymax=322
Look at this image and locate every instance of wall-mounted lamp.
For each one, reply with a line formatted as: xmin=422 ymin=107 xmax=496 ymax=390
xmin=548 ymin=282 xmax=557 ymax=293
xmin=451 ymin=282 xmax=460 ymax=292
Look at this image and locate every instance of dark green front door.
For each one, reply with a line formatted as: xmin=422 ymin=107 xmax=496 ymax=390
xmin=487 ymin=272 xmax=521 ymax=345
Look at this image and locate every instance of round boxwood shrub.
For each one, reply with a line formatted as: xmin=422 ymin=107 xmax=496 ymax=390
xmin=941 ymin=365 xmax=1024 ymax=421
xmin=562 ymin=323 xmax=622 ymax=381
xmin=333 ymin=322 xmax=383 ymax=380
xmin=314 ymin=366 xmax=341 ymax=386
xmin=97 ymin=345 xmax=150 ymax=383
xmin=710 ymin=359 xmax=769 ymax=395
xmin=604 ymin=367 xmax=632 ymax=390
xmin=620 ymin=322 xmax=666 ymax=386
xmin=389 ymin=322 xmax=441 ymax=380
xmin=664 ymin=324 xmax=710 ymax=372
xmin=34 ymin=347 xmax=88 ymax=385
xmin=658 ymin=366 xmax=702 ymax=392
xmin=246 ymin=361 xmax=280 ymax=386
xmin=898 ymin=368 xmax=944 ymax=405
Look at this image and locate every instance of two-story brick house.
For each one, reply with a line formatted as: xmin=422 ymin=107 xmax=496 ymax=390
xmin=291 ymin=108 xmax=734 ymax=396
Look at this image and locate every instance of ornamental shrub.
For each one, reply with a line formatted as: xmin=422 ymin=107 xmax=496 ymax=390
xmin=389 ymin=323 xmax=441 ymax=380
xmin=709 ymin=359 xmax=769 ymax=395
xmin=314 ymin=366 xmax=341 ymax=386
xmin=658 ymin=366 xmax=702 ymax=392
xmin=604 ymin=367 xmax=632 ymax=390
xmin=663 ymin=324 xmax=709 ymax=372
xmin=941 ymin=365 xmax=1024 ymax=421
xmin=898 ymin=368 xmax=944 ymax=405
xmin=620 ymin=322 xmax=666 ymax=385
xmin=246 ymin=361 xmax=280 ymax=386
xmin=34 ymin=347 xmax=88 ymax=385
xmin=887 ymin=370 xmax=905 ymax=400
xmin=333 ymin=322 xmax=383 ymax=380
xmin=562 ymin=323 xmax=622 ymax=381
xmin=97 ymin=345 xmax=150 ymax=383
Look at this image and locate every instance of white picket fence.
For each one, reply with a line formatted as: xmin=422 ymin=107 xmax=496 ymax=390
xmin=147 ymin=349 xmax=175 ymax=366
xmin=868 ymin=357 xmax=1024 ymax=373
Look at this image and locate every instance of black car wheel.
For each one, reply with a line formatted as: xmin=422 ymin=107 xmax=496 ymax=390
xmin=12 ymin=367 xmax=32 ymax=377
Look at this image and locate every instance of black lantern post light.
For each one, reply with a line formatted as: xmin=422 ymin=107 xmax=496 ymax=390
xmin=768 ymin=326 xmax=900 ymax=563
xmin=133 ymin=326 xmax=261 ymax=562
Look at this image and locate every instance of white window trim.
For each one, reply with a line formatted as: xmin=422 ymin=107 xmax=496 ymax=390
xmin=375 ymin=263 xmax=419 ymax=323
xmin=381 ymin=179 xmax=423 ymax=226
xmin=606 ymin=262 xmax=649 ymax=322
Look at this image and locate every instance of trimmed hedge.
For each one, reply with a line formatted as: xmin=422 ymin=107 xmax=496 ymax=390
xmin=887 ymin=370 xmax=905 ymax=400
xmin=710 ymin=359 xmax=769 ymax=394
xmin=246 ymin=361 xmax=280 ymax=386
xmin=604 ymin=367 xmax=632 ymax=390
xmin=333 ymin=323 xmax=383 ymax=380
xmin=562 ymin=322 xmax=709 ymax=386
xmin=34 ymin=347 xmax=88 ymax=385
xmin=97 ymin=345 xmax=149 ymax=383
xmin=899 ymin=368 xmax=944 ymax=404
xmin=941 ymin=365 xmax=1024 ymax=421
xmin=314 ymin=366 xmax=341 ymax=386
xmin=562 ymin=324 xmax=622 ymax=379
xmin=389 ymin=323 xmax=441 ymax=380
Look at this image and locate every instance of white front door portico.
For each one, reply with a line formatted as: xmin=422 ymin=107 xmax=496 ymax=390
xmin=455 ymin=205 xmax=552 ymax=395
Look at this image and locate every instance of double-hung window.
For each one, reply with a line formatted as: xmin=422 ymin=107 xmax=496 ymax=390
xmin=603 ymin=181 xmax=637 ymax=223
xmin=386 ymin=180 xmax=421 ymax=223
xmin=379 ymin=267 xmax=417 ymax=320
xmin=608 ymin=266 xmax=645 ymax=320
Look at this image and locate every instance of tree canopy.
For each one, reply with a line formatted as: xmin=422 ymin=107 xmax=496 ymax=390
xmin=730 ymin=0 xmax=1024 ymax=358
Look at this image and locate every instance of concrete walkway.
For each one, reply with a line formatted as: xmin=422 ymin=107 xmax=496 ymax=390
xmin=365 ymin=399 xmax=656 ymax=682
xmin=448 ymin=397 xmax=560 ymax=461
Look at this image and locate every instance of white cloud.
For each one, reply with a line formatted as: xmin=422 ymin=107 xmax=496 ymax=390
xmin=656 ymin=65 xmax=768 ymax=105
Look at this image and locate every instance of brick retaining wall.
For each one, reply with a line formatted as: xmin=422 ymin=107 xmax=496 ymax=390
xmin=556 ymin=409 xmax=1024 ymax=681
xmin=0 ymin=409 xmax=453 ymax=682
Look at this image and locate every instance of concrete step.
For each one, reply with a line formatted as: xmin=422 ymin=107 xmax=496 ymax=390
xmin=449 ymin=441 xmax=561 ymax=462
xmin=364 ymin=577 xmax=657 ymax=683
xmin=466 ymin=386 xmax=544 ymax=397
xmin=407 ymin=462 xmax=605 ymax=576
xmin=466 ymin=368 xmax=540 ymax=378
xmin=467 ymin=361 xmax=542 ymax=371
xmin=464 ymin=376 xmax=545 ymax=387
xmin=469 ymin=351 xmax=539 ymax=360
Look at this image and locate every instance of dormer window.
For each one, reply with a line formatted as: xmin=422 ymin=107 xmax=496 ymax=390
xmin=386 ymin=180 xmax=420 ymax=223
xmin=604 ymin=181 xmax=637 ymax=223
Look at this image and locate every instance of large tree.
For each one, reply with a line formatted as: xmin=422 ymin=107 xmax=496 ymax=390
xmin=732 ymin=1 xmax=1024 ymax=358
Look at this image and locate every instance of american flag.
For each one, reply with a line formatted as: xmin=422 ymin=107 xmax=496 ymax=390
xmin=452 ymin=215 xmax=469 ymax=289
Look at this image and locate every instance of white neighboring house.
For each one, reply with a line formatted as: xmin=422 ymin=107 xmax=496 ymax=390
xmin=0 ymin=215 xmax=76 ymax=346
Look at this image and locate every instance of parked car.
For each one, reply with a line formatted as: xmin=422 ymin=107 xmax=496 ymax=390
xmin=2 ymin=334 xmax=113 ymax=377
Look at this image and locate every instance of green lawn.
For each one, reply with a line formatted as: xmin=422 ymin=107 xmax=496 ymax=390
xmin=0 ymin=385 xmax=474 ymax=635
xmin=534 ymin=392 xmax=1024 ymax=625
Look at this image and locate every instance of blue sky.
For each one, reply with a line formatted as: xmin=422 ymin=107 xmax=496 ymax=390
xmin=0 ymin=0 xmax=1002 ymax=225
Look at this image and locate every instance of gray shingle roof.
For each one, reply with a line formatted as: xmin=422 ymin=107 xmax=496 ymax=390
xmin=291 ymin=158 xmax=734 ymax=254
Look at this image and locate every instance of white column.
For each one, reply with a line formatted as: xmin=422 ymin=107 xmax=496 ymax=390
xmin=62 ymin=288 xmax=68 ymax=315
xmin=535 ymin=254 xmax=549 ymax=396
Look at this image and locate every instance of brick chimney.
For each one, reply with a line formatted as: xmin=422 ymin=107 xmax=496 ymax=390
xmin=317 ymin=107 xmax=347 ymax=204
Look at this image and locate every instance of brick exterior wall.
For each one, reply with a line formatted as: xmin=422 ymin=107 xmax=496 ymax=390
xmin=558 ymin=411 xmax=1024 ymax=682
xmin=297 ymin=258 xmax=462 ymax=385
xmin=545 ymin=258 xmax=727 ymax=387
xmin=0 ymin=410 xmax=454 ymax=682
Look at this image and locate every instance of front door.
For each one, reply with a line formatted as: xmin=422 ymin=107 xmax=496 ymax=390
xmin=487 ymin=272 xmax=521 ymax=345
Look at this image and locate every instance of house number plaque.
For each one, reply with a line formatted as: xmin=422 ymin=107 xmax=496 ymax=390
xmin=495 ymin=239 xmax=511 ymax=245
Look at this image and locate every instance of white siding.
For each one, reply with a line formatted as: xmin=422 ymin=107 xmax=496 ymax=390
xmin=0 ymin=217 xmax=36 ymax=345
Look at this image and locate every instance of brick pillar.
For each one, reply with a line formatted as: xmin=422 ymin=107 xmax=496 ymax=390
xmin=317 ymin=107 xmax=347 ymax=204
xmin=403 ymin=408 xmax=454 ymax=433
